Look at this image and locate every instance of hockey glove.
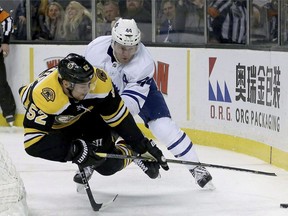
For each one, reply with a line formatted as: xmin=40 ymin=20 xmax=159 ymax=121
xmin=141 ymin=138 xmax=169 ymax=171
xmin=65 ymin=139 xmax=105 ymax=168
xmin=134 ymin=159 xmax=160 ymax=179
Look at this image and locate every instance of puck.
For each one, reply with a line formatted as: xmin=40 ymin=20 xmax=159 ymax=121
xmin=280 ymin=203 xmax=288 ymax=208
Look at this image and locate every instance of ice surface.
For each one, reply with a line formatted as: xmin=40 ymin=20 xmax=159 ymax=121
xmin=1 ymin=127 xmax=288 ymax=216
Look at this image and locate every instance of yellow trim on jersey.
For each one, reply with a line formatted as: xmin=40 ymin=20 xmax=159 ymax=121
xmin=24 ymin=128 xmax=48 ymax=148
xmin=115 ymin=143 xmax=133 ymax=168
xmin=102 ymin=100 xmax=125 ymax=120
xmin=110 ymin=108 xmax=129 ymax=127
xmin=25 ymin=127 xmax=49 ymax=134
xmin=19 ymin=85 xmax=31 ymax=109
xmin=90 ymin=68 xmax=114 ymax=97
xmin=101 ymin=100 xmax=130 ymax=127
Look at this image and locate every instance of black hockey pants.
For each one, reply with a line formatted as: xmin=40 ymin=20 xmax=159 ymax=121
xmin=0 ymin=51 xmax=16 ymax=118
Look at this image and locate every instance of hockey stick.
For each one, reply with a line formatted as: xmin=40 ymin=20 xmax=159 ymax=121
xmin=78 ymin=165 xmax=118 ymax=211
xmin=95 ymin=153 xmax=277 ymax=176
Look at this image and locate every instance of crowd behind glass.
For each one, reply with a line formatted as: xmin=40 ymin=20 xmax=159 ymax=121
xmin=1 ymin=0 xmax=287 ymax=47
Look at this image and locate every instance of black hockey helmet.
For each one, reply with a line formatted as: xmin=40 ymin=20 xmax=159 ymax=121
xmin=58 ymin=53 xmax=94 ymax=83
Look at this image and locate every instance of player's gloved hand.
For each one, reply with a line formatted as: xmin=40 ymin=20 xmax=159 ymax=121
xmin=65 ymin=139 xmax=105 ymax=168
xmin=141 ymin=138 xmax=169 ymax=171
xmin=134 ymin=158 xmax=160 ymax=179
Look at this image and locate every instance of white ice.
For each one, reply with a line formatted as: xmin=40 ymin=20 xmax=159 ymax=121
xmin=1 ymin=127 xmax=288 ymax=216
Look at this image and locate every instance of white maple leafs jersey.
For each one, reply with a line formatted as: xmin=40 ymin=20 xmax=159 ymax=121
xmin=85 ymin=36 xmax=155 ymax=116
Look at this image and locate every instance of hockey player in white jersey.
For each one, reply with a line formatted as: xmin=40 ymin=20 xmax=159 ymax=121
xmin=83 ymin=18 xmax=213 ymax=188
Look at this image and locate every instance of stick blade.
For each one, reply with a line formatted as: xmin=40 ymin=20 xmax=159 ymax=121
xmin=99 ymin=194 xmax=119 ymax=211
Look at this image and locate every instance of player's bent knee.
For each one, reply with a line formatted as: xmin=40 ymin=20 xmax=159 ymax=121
xmin=148 ymin=117 xmax=183 ymax=144
xmin=95 ymin=158 xmax=124 ymax=176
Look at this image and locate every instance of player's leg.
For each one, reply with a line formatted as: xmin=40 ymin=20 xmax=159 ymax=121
xmin=0 ymin=53 xmax=16 ymax=126
xmin=110 ymin=130 xmax=161 ymax=179
xmin=74 ymin=138 xmax=161 ymax=184
xmin=140 ymin=80 xmax=213 ymax=188
xmin=94 ymin=140 xmax=134 ymax=176
xmin=72 ymin=138 xmax=126 ymax=184
xmin=148 ymin=117 xmax=213 ymax=188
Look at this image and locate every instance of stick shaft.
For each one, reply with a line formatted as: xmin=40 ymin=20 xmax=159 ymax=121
xmin=95 ymin=153 xmax=277 ymax=176
xmin=78 ymin=165 xmax=103 ymax=211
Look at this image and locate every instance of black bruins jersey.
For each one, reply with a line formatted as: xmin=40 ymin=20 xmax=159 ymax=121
xmin=19 ymin=66 xmax=145 ymax=157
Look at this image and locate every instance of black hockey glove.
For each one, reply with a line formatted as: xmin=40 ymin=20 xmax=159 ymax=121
xmin=65 ymin=139 xmax=105 ymax=168
xmin=141 ymin=138 xmax=169 ymax=171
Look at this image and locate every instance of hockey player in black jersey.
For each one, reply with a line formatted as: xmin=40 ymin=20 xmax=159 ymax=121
xmin=19 ymin=53 xmax=169 ymax=181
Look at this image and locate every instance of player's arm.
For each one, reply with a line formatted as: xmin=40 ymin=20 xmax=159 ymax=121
xmin=208 ymin=0 xmax=232 ymax=18
xmin=98 ymin=88 xmax=143 ymax=149
xmin=99 ymin=89 xmax=168 ymax=170
xmin=91 ymin=67 xmax=149 ymax=152
xmin=120 ymin=63 xmax=154 ymax=116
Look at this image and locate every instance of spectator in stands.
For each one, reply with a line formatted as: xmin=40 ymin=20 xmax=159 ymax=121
xmin=38 ymin=0 xmax=50 ymax=18
xmin=251 ymin=3 xmax=261 ymax=28
xmin=13 ymin=0 xmax=27 ymax=40
xmin=61 ymin=1 xmax=92 ymax=41
xmin=122 ymin=0 xmax=151 ymax=23
xmin=36 ymin=0 xmax=54 ymax=38
xmin=98 ymin=0 xmax=120 ymax=36
xmin=0 ymin=7 xmax=16 ymax=126
xmin=251 ymin=0 xmax=278 ymax=43
xmin=13 ymin=0 xmax=40 ymax=40
xmin=265 ymin=0 xmax=278 ymax=42
xmin=58 ymin=0 xmax=92 ymax=9
xmin=121 ymin=0 xmax=152 ymax=42
xmin=157 ymin=0 xmax=186 ymax=43
xmin=103 ymin=0 xmax=120 ymax=23
xmin=183 ymin=0 xmax=205 ymax=43
xmin=37 ymin=2 xmax=64 ymax=40
xmin=207 ymin=0 xmax=247 ymax=44
xmin=250 ymin=3 xmax=267 ymax=42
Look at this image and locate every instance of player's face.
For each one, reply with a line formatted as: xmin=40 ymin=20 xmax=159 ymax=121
xmin=113 ymin=42 xmax=137 ymax=64
xmin=70 ymin=81 xmax=91 ymax=100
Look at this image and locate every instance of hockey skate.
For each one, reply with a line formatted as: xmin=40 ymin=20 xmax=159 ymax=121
xmin=190 ymin=166 xmax=215 ymax=190
xmin=74 ymin=166 xmax=94 ymax=192
xmin=134 ymin=159 xmax=160 ymax=179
